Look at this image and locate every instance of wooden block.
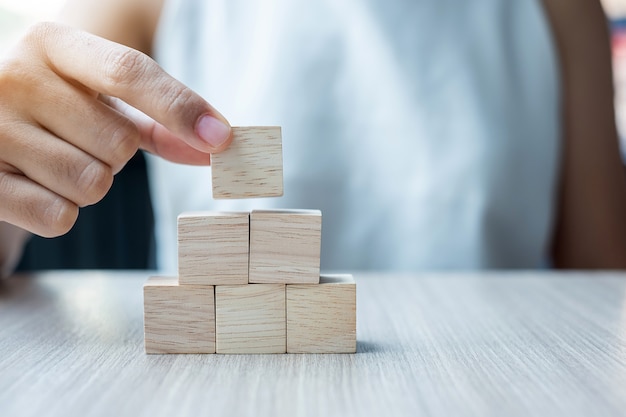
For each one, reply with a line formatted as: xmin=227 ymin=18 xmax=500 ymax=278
xmin=144 ymin=277 xmax=215 ymax=354
xmin=211 ymin=126 xmax=283 ymax=199
xmin=178 ymin=211 xmax=249 ymax=286
xmin=287 ymin=274 xmax=356 ymax=353
xmin=215 ymin=284 xmax=286 ymax=354
xmin=249 ymin=209 xmax=321 ymax=284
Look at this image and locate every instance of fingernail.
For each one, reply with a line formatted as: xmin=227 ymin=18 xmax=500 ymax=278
xmin=196 ymin=115 xmax=231 ymax=148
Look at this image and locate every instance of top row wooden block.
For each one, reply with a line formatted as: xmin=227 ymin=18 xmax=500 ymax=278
xmin=211 ymin=126 xmax=283 ymax=199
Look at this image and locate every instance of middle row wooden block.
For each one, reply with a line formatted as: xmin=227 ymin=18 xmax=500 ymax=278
xmin=178 ymin=209 xmax=322 ymax=285
xmin=178 ymin=212 xmax=249 ymax=285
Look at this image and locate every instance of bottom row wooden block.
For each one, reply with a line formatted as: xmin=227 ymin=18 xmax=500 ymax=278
xmin=287 ymin=275 xmax=356 ymax=353
xmin=144 ymin=277 xmax=215 ymax=354
xmin=144 ymin=275 xmax=356 ymax=354
xmin=216 ymin=284 xmax=286 ymax=354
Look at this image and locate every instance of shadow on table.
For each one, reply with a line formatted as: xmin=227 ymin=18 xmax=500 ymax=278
xmin=357 ymin=340 xmax=388 ymax=353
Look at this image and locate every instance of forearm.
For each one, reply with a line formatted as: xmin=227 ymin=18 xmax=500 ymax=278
xmin=0 ymin=222 xmax=30 ymax=278
xmin=543 ymin=0 xmax=626 ymax=268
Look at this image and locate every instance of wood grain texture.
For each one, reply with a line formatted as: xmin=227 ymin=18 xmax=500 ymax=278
xmin=287 ymin=274 xmax=356 ymax=353
xmin=3 ymin=271 xmax=626 ymax=417
xmin=143 ymin=276 xmax=215 ymax=354
xmin=215 ymin=284 xmax=286 ymax=354
xmin=178 ymin=211 xmax=249 ymax=285
xmin=249 ymin=209 xmax=321 ymax=284
xmin=211 ymin=126 xmax=283 ymax=199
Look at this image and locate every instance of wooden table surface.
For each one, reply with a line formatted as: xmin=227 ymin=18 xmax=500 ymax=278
xmin=1 ymin=271 xmax=626 ymax=417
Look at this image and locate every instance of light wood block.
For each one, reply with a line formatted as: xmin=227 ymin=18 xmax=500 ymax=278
xmin=211 ymin=126 xmax=283 ymax=199
xmin=249 ymin=209 xmax=322 ymax=284
xmin=287 ymin=274 xmax=356 ymax=353
xmin=215 ymin=284 xmax=286 ymax=354
xmin=178 ymin=211 xmax=249 ymax=286
xmin=144 ymin=277 xmax=215 ymax=354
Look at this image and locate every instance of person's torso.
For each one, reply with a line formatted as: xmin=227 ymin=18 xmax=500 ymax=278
xmin=148 ymin=0 xmax=560 ymax=272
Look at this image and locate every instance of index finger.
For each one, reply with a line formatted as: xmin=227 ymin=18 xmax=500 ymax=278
xmin=33 ymin=22 xmax=231 ymax=153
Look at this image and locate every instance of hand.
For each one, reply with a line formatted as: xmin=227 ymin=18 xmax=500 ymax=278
xmin=0 ymin=22 xmax=231 ymax=238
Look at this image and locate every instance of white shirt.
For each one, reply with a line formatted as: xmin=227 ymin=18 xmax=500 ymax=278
xmin=148 ymin=0 xmax=560 ymax=272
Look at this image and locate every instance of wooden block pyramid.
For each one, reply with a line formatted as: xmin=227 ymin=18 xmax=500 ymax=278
xmin=144 ymin=127 xmax=356 ymax=354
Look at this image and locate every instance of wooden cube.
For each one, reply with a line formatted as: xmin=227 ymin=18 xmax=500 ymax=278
xmin=249 ymin=209 xmax=321 ymax=284
xmin=211 ymin=126 xmax=283 ymax=199
xmin=144 ymin=277 xmax=215 ymax=354
xmin=178 ymin=212 xmax=249 ymax=286
xmin=215 ymin=284 xmax=286 ymax=354
xmin=287 ymin=274 xmax=356 ymax=353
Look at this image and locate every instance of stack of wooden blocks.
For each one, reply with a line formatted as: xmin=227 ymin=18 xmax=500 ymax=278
xmin=143 ymin=127 xmax=356 ymax=354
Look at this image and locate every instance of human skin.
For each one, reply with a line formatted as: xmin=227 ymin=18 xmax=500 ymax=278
xmin=0 ymin=0 xmax=625 ymax=273
xmin=541 ymin=0 xmax=626 ymax=267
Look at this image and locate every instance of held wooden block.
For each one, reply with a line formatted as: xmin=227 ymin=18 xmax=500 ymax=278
xmin=211 ymin=126 xmax=283 ymax=199
xmin=178 ymin=211 xmax=249 ymax=286
xmin=215 ymin=284 xmax=286 ymax=354
xmin=249 ymin=209 xmax=322 ymax=284
xmin=144 ymin=277 xmax=215 ymax=354
xmin=287 ymin=274 xmax=356 ymax=353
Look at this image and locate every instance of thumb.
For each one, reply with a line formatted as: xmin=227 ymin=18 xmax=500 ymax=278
xmin=101 ymin=95 xmax=221 ymax=165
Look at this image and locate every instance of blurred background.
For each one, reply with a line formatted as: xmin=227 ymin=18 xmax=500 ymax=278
xmin=0 ymin=0 xmax=64 ymax=53
xmin=605 ymin=0 xmax=626 ymax=158
xmin=1 ymin=0 xmax=625 ymax=270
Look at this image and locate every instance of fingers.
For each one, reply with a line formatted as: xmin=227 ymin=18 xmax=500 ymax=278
xmin=29 ymin=84 xmax=141 ymax=174
xmin=101 ymin=95 xmax=213 ymax=165
xmin=144 ymin=123 xmax=216 ymax=165
xmin=30 ymin=22 xmax=232 ymax=153
xmin=0 ymin=22 xmax=232 ymax=239
xmin=0 ymin=163 xmax=77 ymax=238
xmin=0 ymin=122 xmax=113 ymax=208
